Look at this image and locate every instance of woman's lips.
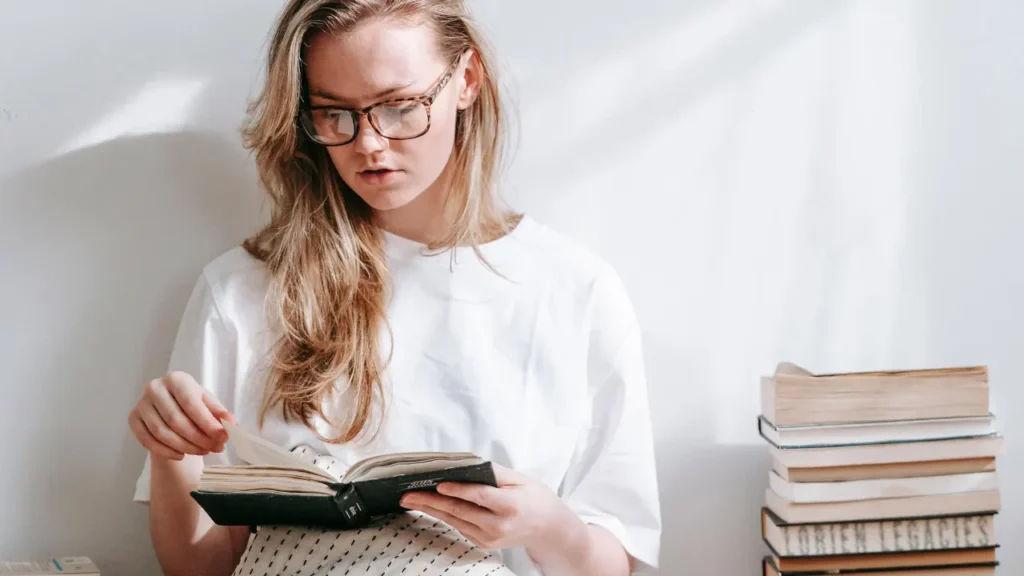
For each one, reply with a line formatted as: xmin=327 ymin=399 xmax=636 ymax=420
xmin=358 ymin=168 xmax=400 ymax=185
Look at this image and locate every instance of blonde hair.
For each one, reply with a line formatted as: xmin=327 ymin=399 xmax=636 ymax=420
xmin=241 ymin=0 xmax=515 ymax=443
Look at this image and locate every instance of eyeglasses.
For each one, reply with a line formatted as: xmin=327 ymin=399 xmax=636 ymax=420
xmin=298 ymin=57 xmax=461 ymax=147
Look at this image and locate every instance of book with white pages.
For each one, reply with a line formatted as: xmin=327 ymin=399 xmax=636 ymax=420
xmin=768 ymin=435 xmax=1004 ymax=470
xmin=758 ymin=414 xmax=996 ymax=449
xmin=769 ymin=470 xmax=1000 ymax=504
xmin=765 ymin=488 xmax=1001 ymax=524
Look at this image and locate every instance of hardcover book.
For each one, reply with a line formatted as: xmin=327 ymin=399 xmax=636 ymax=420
xmin=190 ymin=422 xmax=496 ymax=529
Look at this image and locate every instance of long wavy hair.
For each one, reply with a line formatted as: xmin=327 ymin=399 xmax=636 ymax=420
xmin=241 ymin=0 xmax=514 ymax=443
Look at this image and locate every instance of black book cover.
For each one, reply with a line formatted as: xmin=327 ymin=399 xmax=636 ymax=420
xmin=191 ymin=461 xmax=496 ymax=529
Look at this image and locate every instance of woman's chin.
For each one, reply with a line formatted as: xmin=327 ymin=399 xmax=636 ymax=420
xmin=353 ymin=186 xmax=423 ymax=213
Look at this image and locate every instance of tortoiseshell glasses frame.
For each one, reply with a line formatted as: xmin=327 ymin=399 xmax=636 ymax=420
xmin=298 ymin=56 xmax=462 ymax=147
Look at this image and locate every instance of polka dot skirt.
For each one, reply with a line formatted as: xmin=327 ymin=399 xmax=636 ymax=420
xmin=230 ymin=445 xmax=514 ymax=576
xmin=231 ymin=511 xmax=513 ymax=576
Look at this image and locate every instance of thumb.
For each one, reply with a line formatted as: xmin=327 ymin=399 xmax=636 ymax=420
xmin=491 ymin=463 xmax=529 ymax=487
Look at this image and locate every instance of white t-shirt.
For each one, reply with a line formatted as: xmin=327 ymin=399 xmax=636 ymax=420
xmin=133 ymin=215 xmax=661 ymax=574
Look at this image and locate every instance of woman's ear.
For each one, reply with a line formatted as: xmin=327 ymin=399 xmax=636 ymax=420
xmin=455 ymin=49 xmax=482 ymax=111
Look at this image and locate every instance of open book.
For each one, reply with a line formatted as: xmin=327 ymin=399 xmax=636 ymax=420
xmin=190 ymin=422 xmax=496 ymax=529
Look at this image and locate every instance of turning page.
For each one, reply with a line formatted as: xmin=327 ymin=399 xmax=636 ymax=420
xmin=223 ymin=421 xmax=335 ymax=482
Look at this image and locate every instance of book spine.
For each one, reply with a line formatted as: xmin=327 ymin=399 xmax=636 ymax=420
xmin=333 ymin=484 xmax=370 ymax=528
xmin=773 ymin=516 xmax=994 ymax=557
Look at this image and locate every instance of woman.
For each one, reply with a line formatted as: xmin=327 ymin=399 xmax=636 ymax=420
xmin=128 ymin=0 xmax=661 ymax=574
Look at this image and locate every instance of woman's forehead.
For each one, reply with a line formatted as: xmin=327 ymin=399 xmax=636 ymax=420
xmin=305 ymin=19 xmax=444 ymax=104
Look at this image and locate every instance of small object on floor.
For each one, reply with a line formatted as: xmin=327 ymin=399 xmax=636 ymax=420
xmin=0 ymin=557 xmax=100 ymax=575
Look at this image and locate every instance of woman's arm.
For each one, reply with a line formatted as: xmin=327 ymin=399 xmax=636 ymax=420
xmin=526 ymin=520 xmax=633 ymax=576
xmin=130 ymin=274 xmax=251 ymax=574
xmin=149 ymin=455 xmax=251 ymax=576
xmin=129 ymin=368 xmax=249 ymax=576
xmin=401 ymin=466 xmax=636 ymax=576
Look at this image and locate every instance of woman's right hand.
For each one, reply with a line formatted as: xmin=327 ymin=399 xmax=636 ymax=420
xmin=128 ymin=371 xmax=235 ymax=461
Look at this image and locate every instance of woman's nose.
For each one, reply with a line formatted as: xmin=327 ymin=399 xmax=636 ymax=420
xmin=353 ymin=113 xmax=388 ymax=155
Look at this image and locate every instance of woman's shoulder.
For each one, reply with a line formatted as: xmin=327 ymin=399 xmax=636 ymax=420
xmin=192 ymin=245 xmax=271 ymax=323
xmin=201 ymin=244 xmax=267 ymax=282
xmin=515 ymin=217 xmax=636 ymax=321
xmin=515 ymin=216 xmax=619 ymax=282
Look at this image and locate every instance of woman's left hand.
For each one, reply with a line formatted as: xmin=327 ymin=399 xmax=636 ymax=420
xmin=399 ymin=464 xmax=584 ymax=555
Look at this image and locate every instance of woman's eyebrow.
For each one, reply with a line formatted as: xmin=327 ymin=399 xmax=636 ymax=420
xmin=309 ymin=80 xmax=417 ymax=105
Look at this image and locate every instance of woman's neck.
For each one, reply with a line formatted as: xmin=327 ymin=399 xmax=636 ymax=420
xmin=374 ymin=158 xmax=453 ymax=245
xmin=375 ymin=190 xmax=447 ymax=245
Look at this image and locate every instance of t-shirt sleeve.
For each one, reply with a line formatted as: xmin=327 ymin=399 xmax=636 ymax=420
xmin=560 ymin=268 xmax=662 ymax=571
xmin=133 ymin=271 xmax=239 ymax=503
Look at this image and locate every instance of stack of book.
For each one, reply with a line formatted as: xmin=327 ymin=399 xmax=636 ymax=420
xmin=758 ymin=363 xmax=1002 ymax=576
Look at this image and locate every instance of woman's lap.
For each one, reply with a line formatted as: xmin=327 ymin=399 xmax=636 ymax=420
xmin=232 ymin=510 xmax=514 ymax=576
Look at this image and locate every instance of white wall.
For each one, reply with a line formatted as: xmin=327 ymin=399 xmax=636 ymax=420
xmin=2 ymin=1 xmax=1021 ymax=574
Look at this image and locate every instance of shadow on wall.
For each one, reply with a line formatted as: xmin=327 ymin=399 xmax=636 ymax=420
xmin=656 ymin=439 xmax=770 ymax=574
xmin=0 ymin=132 xmax=263 ymax=573
xmin=511 ymin=0 xmax=843 ymax=201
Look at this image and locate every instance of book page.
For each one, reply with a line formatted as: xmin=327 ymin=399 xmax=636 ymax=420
xmin=224 ymin=421 xmax=336 ymax=481
xmin=817 ymin=366 xmax=988 ymax=378
xmin=774 ymin=362 xmax=813 ymax=377
xmin=344 ymin=452 xmax=482 ymax=482
xmin=197 ymin=477 xmax=337 ymax=496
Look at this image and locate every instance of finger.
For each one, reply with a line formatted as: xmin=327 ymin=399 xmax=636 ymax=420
xmin=410 ymin=503 xmax=490 ymax=547
xmin=167 ymin=382 xmax=228 ymax=444
xmin=203 ymin=392 xmax=236 ymax=425
xmin=491 ymin=463 xmax=528 ymax=487
xmin=130 ymin=415 xmax=184 ymax=460
xmin=139 ymin=404 xmax=208 ymax=456
xmin=202 ymin=393 xmax=234 ymax=451
xmin=151 ymin=384 xmax=219 ymax=451
xmin=436 ymin=482 xmax=515 ymax=514
xmin=402 ymin=492 xmax=495 ymax=529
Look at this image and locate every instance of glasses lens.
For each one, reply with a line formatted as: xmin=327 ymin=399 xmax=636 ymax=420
xmin=371 ymin=102 xmax=429 ymax=139
xmin=301 ymin=109 xmax=356 ymax=144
